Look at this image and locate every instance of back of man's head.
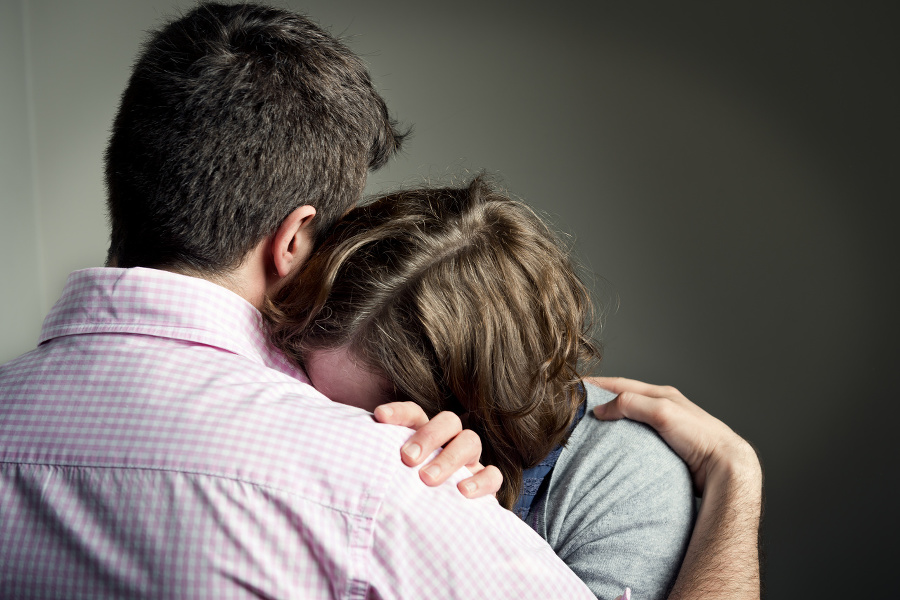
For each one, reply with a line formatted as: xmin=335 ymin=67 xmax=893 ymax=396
xmin=105 ymin=2 xmax=405 ymax=275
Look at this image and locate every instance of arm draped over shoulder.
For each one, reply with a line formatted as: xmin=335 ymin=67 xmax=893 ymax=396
xmin=532 ymin=383 xmax=697 ymax=600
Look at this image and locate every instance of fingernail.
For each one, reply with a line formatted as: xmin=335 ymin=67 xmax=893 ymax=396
xmin=623 ymin=587 xmax=632 ymax=600
xmin=402 ymin=442 xmax=421 ymax=461
xmin=422 ymin=464 xmax=441 ymax=480
xmin=378 ymin=405 xmax=393 ymax=418
xmin=461 ymin=481 xmax=476 ymax=494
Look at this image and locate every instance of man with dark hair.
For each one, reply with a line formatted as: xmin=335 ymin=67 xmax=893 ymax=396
xmin=105 ymin=2 xmax=404 ymax=273
xmin=0 ymin=3 xmax=761 ymax=599
xmin=0 ymin=5 xmax=589 ymax=598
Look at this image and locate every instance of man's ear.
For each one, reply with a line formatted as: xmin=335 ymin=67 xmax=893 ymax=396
xmin=271 ymin=204 xmax=317 ymax=278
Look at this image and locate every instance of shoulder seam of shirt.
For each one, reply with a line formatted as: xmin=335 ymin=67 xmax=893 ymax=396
xmin=1 ymin=459 xmax=377 ymax=519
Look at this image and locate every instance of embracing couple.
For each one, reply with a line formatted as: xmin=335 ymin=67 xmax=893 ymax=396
xmin=0 ymin=4 xmax=761 ymax=599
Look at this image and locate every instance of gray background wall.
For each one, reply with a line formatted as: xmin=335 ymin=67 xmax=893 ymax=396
xmin=1 ymin=1 xmax=896 ymax=597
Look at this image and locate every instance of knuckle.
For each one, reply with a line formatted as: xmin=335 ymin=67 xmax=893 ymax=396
xmin=446 ymin=411 xmax=464 ymax=430
xmin=483 ymin=465 xmax=504 ymax=488
xmin=652 ymin=401 xmax=677 ymax=429
xmin=389 ymin=401 xmax=424 ymax=426
xmin=434 ymin=411 xmax=463 ymax=433
xmin=436 ymin=445 xmax=460 ymax=465
xmin=456 ymin=428 xmax=482 ymax=450
xmin=659 ymin=385 xmax=680 ymax=398
xmin=415 ymin=427 xmax=440 ymax=448
xmin=438 ymin=432 xmax=482 ymax=467
xmin=415 ymin=412 xmax=464 ymax=451
xmin=400 ymin=401 xmax=423 ymax=416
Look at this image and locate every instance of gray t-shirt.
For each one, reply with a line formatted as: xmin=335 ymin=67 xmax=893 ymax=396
xmin=529 ymin=383 xmax=696 ymax=599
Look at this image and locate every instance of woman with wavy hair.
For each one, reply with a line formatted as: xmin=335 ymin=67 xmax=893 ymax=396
xmin=264 ymin=176 xmax=694 ymax=599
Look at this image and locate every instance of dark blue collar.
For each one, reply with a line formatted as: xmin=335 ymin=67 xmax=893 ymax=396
xmin=513 ymin=398 xmax=587 ymax=520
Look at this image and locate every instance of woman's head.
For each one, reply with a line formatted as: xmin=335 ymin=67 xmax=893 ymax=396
xmin=265 ymin=176 xmax=600 ymax=508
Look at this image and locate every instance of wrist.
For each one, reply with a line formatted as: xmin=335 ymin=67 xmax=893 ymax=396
xmin=705 ymin=438 xmax=762 ymax=499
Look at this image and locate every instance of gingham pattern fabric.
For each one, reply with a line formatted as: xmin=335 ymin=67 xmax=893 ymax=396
xmin=0 ymin=268 xmax=592 ymax=600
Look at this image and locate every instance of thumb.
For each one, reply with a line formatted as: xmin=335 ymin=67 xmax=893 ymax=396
xmin=593 ymin=392 xmax=658 ymax=424
xmin=592 ymin=398 xmax=626 ymax=421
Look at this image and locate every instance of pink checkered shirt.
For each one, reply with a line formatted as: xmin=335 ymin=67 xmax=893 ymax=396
xmin=0 ymin=268 xmax=592 ymax=600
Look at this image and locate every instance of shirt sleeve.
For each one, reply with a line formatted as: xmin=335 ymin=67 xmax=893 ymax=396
xmin=538 ymin=382 xmax=697 ymax=600
xmin=364 ymin=458 xmax=595 ymax=600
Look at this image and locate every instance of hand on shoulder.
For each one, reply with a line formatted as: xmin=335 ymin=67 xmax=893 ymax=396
xmin=589 ymin=377 xmax=763 ymax=600
xmin=586 ymin=377 xmax=761 ymax=496
xmin=372 ymin=402 xmax=503 ymax=498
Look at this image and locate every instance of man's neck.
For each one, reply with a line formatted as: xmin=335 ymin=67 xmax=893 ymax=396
xmin=156 ymin=263 xmax=267 ymax=309
xmin=107 ymin=240 xmax=278 ymax=310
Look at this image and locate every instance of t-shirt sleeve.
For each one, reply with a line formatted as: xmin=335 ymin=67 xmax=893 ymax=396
xmin=540 ymin=382 xmax=697 ymax=600
xmin=365 ymin=456 xmax=595 ymax=600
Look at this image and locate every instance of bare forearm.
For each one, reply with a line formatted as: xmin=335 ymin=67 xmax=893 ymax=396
xmin=668 ymin=443 xmax=762 ymax=600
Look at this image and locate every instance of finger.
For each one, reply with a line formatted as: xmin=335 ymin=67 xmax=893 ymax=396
xmin=585 ymin=376 xmax=683 ymax=401
xmin=592 ymin=391 xmax=679 ymax=434
xmin=399 ymin=411 xmax=462 ymax=467
xmin=457 ymin=464 xmax=503 ymax=499
xmin=419 ymin=428 xmax=481 ymax=486
xmin=592 ymin=397 xmax=626 ymax=421
xmin=373 ymin=401 xmax=429 ymax=429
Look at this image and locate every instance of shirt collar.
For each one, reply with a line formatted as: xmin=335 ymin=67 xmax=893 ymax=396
xmin=40 ymin=267 xmax=308 ymax=382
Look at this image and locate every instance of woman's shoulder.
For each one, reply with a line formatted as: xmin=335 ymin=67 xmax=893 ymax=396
xmin=538 ymin=380 xmax=696 ymax=600
xmin=562 ymin=381 xmax=691 ymax=476
xmin=547 ymin=381 xmax=695 ymax=523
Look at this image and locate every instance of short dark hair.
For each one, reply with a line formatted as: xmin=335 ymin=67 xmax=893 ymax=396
xmin=265 ymin=177 xmax=601 ymax=509
xmin=105 ymin=2 xmax=406 ymax=274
